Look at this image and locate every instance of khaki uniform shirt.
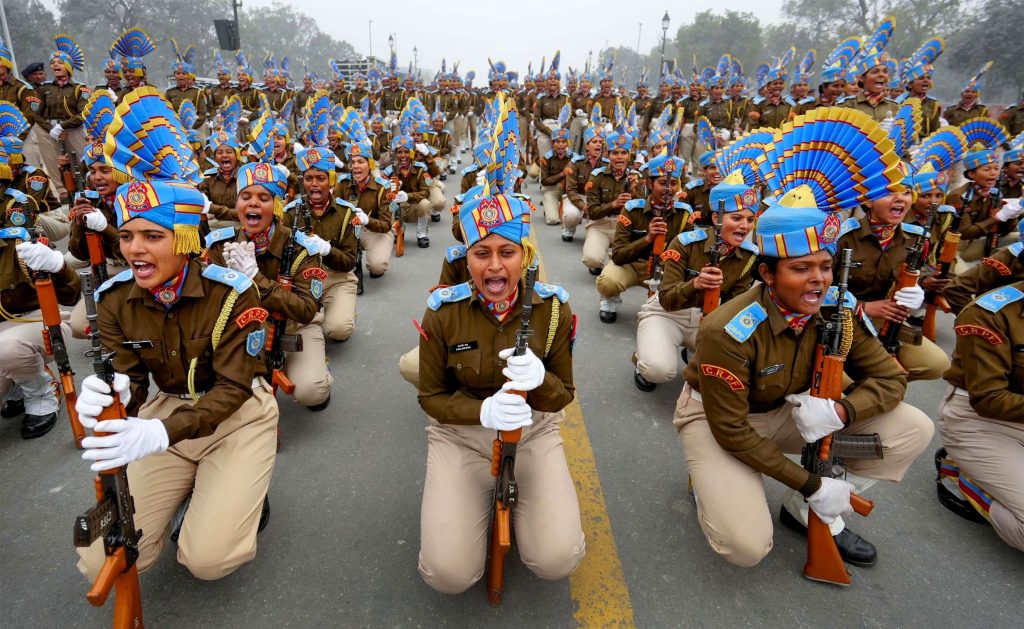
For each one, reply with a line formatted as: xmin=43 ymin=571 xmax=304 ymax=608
xmin=585 ymin=167 xmax=642 ymax=221
xmin=165 ymin=86 xmax=208 ymax=128
xmin=565 ymin=155 xmax=606 ymax=211
xmin=36 ymin=80 xmax=88 ymax=131
xmin=658 ymin=227 xmax=757 ymax=312
xmin=539 ymin=151 xmax=573 ymax=188
xmin=748 ymin=96 xmax=793 ymax=129
xmin=943 ymin=103 xmax=988 ymax=128
xmin=379 ymin=88 xmax=407 ymax=114
xmin=610 ymin=198 xmax=691 ymax=268
xmin=1000 ymin=104 xmax=1024 ymax=137
xmin=1 ymin=232 xmax=80 ymax=318
xmin=12 ymin=166 xmax=59 ymax=213
xmin=205 ymin=224 xmax=321 ymax=325
xmin=384 ymin=162 xmax=430 ymax=205
xmin=947 ymin=184 xmax=1016 ymax=244
xmin=944 ymin=281 xmax=1024 ymax=422
xmin=68 ymin=197 xmax=123 ymax=264
xmin=284 ymin=198 xmax=358 ymax=273
xmin=943 ymin=243 xmax=1024 ymax=314
xmin=207 ymin=84 xmax=236 ymax=111
xmin=334 ymin=175 xmax=393 ymax=234
xmin=836 ymin=217 xmax=922 ymax=303
xmin=0 ymin=77 xmax=39 ymax=129
xmin=198 ymin=169 xmax=239 ymax=222
xmin=841 ymin=93 xmax=898 ymax=123
xmin=417 ymin=280 xmax=575 ymax=424
xmin=699 ymin=98 xmax=734 ymax=129
xmin=95 ymin=259 xmax=265 ymax=444
xmin=683 ymin=284 xmax=908 ymax=493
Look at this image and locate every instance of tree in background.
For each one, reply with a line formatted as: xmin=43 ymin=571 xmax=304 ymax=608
xmin=945 ymin=0 xmax=1023 ymax=102
xmin=673 ymin=11 xmax=764 ymax=80
xmin=3 ymin=0 xmax=60 ymax=75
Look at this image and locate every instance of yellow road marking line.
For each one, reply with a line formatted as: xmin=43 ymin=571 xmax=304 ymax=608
xmin=562 ymin=396 xmax=637 ymax=628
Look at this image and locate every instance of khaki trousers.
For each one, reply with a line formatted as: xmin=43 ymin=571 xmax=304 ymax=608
xmin=561 ymin=198 xmax=584 ymax=232
xmin=22 ymin=126 xmax=46 ymax=175
xmin=76 ymin=381 xmax=279 ymax=581
xmin=37 ymin=127 xmax=86 ymax=198
xmin=635 ymin=299 xmax=700 ymax=383
xmin=399 ymin=345 xmax=419 ymax=386
xmin=0 ymin=315 xmax=69 ymax=415
xmin=400 ymin=199 xmax=432 ymax=222
xmin=568 ymin=116 xmax=585 ymax=153
xmin=322 ymin=269 xmax=357 ymax=341
xmin=672 ymin=384 xmax=933 ymax=567
xmin=418 ymin=409 xmax=586 ymax=593
xmin=939 ymin=388 xmax=1024 ymax=551
xmin=596 ymin=260 xmax=646 ymax=299
xmin=541 ymin=186 xmax=562 ymax=225
xmin=678 ymin=123 xmax=698 ymax=169
xmin=896 ymin=336 xmax=950 ymax=382
xmin=582 ymin=217 xmax=617 ymax=270
xmin=360 ymin=229 xmax=393 ymax=275
xmin=429 ymin=181 xmax=446 ymax=213
xmin=285 ymin=314 xmax=332 ymax=407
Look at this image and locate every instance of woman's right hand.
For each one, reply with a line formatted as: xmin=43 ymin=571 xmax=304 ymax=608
xmin=76 ymin=374 xmax=132 ymax=429
xmin=862 ymin=299 xmax=908 ymax=323
xmin=806 ymin=477 xmax=854 ymax=524
xmin=480 ymin=390 xmax=533 ymax=431
xmin=693 ymin=266 xmax=724 ymax=290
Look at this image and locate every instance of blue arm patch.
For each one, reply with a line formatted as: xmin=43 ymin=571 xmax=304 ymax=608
xmin=624 ymin=199 xmax=645 ymax=211
xmin=1008 ymin=242 xmax=1023 ymax=257
xmin=0 ymin=226 xmax=31 ymax=241
xmin=976 ymin=286 xmax=1024 ymax=313
xmin=724 ymin=302 xmax=768 ymax=342
xmin=204 ymin=226 xmax=236 ymax=249
xmin=677 ymin=229 xmax=708 ymax=246
xmin=822 ymin=285 xmax=858 ymax=308
xmin=294 ymin=230 xmax=321 ymax=256
xmin=591 ymin=166 xmax=606 ymax=176
xmin=901 ymin=223 xmax=926 ymax=237
xmin=94 ymin=269 xmax=135 ymax=303
xmin=374 ymin=175 xmax=390 ymax=187
xmin=739 ymin=240 xmax=759 ymax=255
xmin=382 ymin=166 xmax=394 ymax=176
xmin=838 ymin=217 xmax=860 ymax=238
xmin=5 ymin=188 xmax=28 ymax=203
xmin=571 ymin=153 xmax=585 ymax=162
xmin=202 ymin=263 xmax=254 ymax=293
xmin=427 ymin=282 xmax=473 ymax=311
xmin=751 ymin=96 xmax=765 ymax=105
xmin=534 ymin=282 xmax=569 ymax=302
xmin=685 ymin=179 xmax=703 ymax=190
xmin=445 ymin=244 xmax=467 ymax=263
xmin=937 ymin=204 xmax=957 ymax=214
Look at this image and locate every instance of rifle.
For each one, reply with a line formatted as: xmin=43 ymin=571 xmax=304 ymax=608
xmin=487 ymin=264 xmax=539 ymax=607
xmin=71 ymin=190 xmax=109 ymax=285
xmin=73 ymin=270 xmax=144 ymax=628
xmin=701 ymin=199 xmax=728 ymax=315
xmin=58 ymin=136 xmax=78 ymax=196
xmin=878 ymin=204 xmax=936 ymax=354
xmin=264 ymin=209 xmax=304 ymax=396
xmin=645 ymin=188 xmax=673 ymax=297
xmin=389 ymin=176 xmax=405 ymax=257
xmin=801 ymin=248 xmax=881 ymax=586
xmin=25 ymin=228 xmax=85 ymax=447
xmin=984 ymin=179 xmax=1004 ymax=257
xmin=921 ymin=207 xmax=962 ymax=341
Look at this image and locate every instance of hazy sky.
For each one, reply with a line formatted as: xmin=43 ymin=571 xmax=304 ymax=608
xmin=249 ymin=0 xmax=785 ymax=76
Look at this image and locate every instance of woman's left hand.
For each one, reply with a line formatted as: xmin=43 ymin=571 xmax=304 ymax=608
xmin=499 ymin=347 xmax=546 ymax=391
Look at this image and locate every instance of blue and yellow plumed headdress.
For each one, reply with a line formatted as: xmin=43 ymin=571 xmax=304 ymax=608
xmin=0 ymin=146 xmax=11 ymax=181
xmin=960 ymin=117 xmax=1008 ymax=172
xmin=337 ymin=106 xmax=374 ymax=165
xmin=853 ymin=16 xmax=895 ymax=76
xmin=103 ymin=87 xmax=204 ymax=254
xmin=888 ymin=97 xmax=921 ymax=159
xmin=962 ymin=61 xmax=992 ymax=94
xmin=236 ymin=51 xmax=252 ymax=81
xmin=294 ymin=91 xmax=335 ymax=179
xmin=792 ymin=50 xmax=815 ymax=85
xmin=714 ymin=128 xmax=774 ymax=187
xmin=902 ymin=37 xmax=943 ymax=83
xmin=169 ymin=38 xmax=196 ymax=78
xmin=755 ymin=107 xmax=904 ymax=258
xmin=819 ymin=37 xmax=860 ymax=84
xmin=0 ymin=36 xmax=13 ymax=71
xmin=51 ymin=34 xmax=85 ymax=74
xmin=82 ymin=89 xmax=116 ymax=166
xmin=213 ymin=49 xmax=230 ymax=76
xmin=110 ymin=28 xmax=154 ymax=77
xmin=459 ymin=93 xmax=533 ymax=257
xmin=0 ymin=101 xmax=29 ymax=164
xmin=710 ymin=170 xmax=760 ymax=213
xmin=910 ymin=127 xmax=966 ymax=196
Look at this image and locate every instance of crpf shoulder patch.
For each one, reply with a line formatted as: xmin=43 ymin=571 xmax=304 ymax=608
xmin=624 ymin=199 xmax=645 ymax=211
xmin=700 ymin=364 xmax=746 ymax=391
xmin=981 ymin=257 xmax=1012 ymax=276
xmin=724 ymin=301 xmax=768 ymax=342
xmin=235 ymin=307 xmax=269 ymax=328
xmin=677 ymin=229 xmax=708 ymax=246
xmin=954 ymin=324 xmax=1003 ymax=344
xmin=660 ymin=249 xmax=682 ymax=263
xmin=204 ymin=226 xmax=236 ymax=248
xmin=617 ymin=213 xmax=632 ymax=227
xmin=446 ymin=244 xmax=467 ymax=263
xmin=94 ymin=269 xmax=135 ymax=302
xmin=301 ymin=267 xmax=327 ymax=281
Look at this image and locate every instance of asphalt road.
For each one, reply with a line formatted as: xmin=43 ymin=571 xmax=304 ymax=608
xmin=1 ymin=164 xmax=1021 ymax=628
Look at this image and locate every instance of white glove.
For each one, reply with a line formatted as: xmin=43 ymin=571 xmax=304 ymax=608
xmin=384 ymin=116 xmax=396 ymax=126
xmin=76 ymin=373 xmax=132 ymax=429
xmin=239 ymin=116 xmax=250 ymax=124
xmin=938 ymin=117 xmax=949 ymax=128
xmin=274 ymin=164 xmax=290 ymax=179
xmin=201 ymin=193 xmax=213 ymax=215
xmin=574 ymin=109 xmax=585 ymax=118
xmin=718 ymin=128 xmax=731 ymax=142
xmin=806 ymin=477 xmax=855 ymax=524
xmin=499 ymin=347 xmax=546 ymax=391
xmin=307 ymin=234 xmax=332 ymax=256
xmin=479 ymin=387 xmax=534 ymax=431
xmin=49 ymin=123 xmax=64 ymax=140
xmin=334 ymin=156 xmax=345 ymax=170
xmin=995 ymin=198 xmax=1023 ymax=222
xmin=292 ymin=141 xmax=304 ymax=154
xmin=879 ymin=115 xmax=894 ymax=133
xmin=894 ymin=284 xmax=925 ymax=310
xmin=354 ymin=208 xmax=370 ymax=226
xmin=81 ymin=417 xmax=169 ymax=471
xmin=603 ymin=122 xmax=613 ymax=134
xmin=225 ymin=240 xmax=258 ymax=279
xmin=785 ymin=393 xmax=845 ymax=443
xmin=15 ymin=242 xmax=64 ymax=274
xmin=475 ymin=172 xmax=486 ymax=186
xmin=415 ymin=142 xmax=430 ymax=155
xmin=633 ymin=153 xmax=647 ymax=166
xmin=393 ymin=190 xmax=409 ymax=204
xmin=83 ymin=209 xmax=108 ymax=232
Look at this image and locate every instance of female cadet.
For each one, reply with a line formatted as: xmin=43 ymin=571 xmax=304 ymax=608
xmin=74 ymin=87 xmax=277 ymax=580
xmin=560 ymin=127 xmax=606 ymax=245
xmin=204 ymin=161 xmax=331 ymax=410
xmin=198 ymin=130 xmax=244 ymax=229
xmin=935 ymin=225 xmax=1024 ymax=551
xmin=634 ymin=170 xmax=758 ymax=391
xmin=947 ymin=142 xmax=1024 ymax=267
xmin=835 ymin=165 xmax=951 ymax=381
xmin=672 ymin=109 xmax=933 ymax=570
xmin=416 ymin=96 xmax=584 ymax=594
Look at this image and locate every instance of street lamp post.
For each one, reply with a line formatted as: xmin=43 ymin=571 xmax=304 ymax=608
xmin=635 ymin=22 xmax=642 ymax=83
xmin=660 ymin=11 xmax=670 ymax=74
xmin=368 ymin=20 xmax=373 ymax=73
xmin=388 ymin=34 xmax=394 ymax=56
xmin=413 ymin=46 xmax=418 ymax=73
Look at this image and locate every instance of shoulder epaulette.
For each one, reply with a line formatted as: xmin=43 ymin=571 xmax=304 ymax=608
xmin=94 ymin=269 xmax=134 ymax=302
xmin=413 ymin=161 xmax=428 ymax=170
xmin=334 ymin=198 xmax=357 ymax=210
xmin=571 ymin=154 xmax=586 ymax=163
xmin=937 ymin=204 xmax=957 ymax=214
xmin=783 ymin=95 xmax=796 ymax=107
xmin=0 ymin=226 xmax=31 ymax=240
xmin=836 ymin=95 xmax=852 ymax=104
xmin=203 ymin=166 xmax=218 ymax=176
xmin=5 ymin=187 xmax=28 ymax=203
xmin=283 ymin=198 xmax=301 ymax=213
xmin=293 ymin=230 xmax=321 ymax=256
xmin=901 ymin=223 xmax=926 ymax=237
xmin=591 ymin=166 xmax=607 ymax=176
xmin=601 ymin=156 xmax=610 ymax=163
xmin=1008 ymin=242 xmax=1023 ymax=257
xmin=674 ymin=201 xmax=693 ymax=212
xmin=738 ymin=240 xmax=759 ymax=255
xmin=337 ymin=172 xmax=352 ymax=181
xmin=533 ymin=281 xmax=569 ymax=302
xmin=698 ymin=98 xmax=710 ymax=107
xmin=799 ymin=96 xmax=816 ymax=105
xmin=839 ymin=217 xmax=860 ymax=238
xmin=724 ymin=301 xmax=768 ymax=342
xmin=204 ymin=226 xmax=236 ymax=248
xmin=685 ymin=178 xmax=703 ymax=190
xmin=752 ymin=95 xmax=766 ymax=105
xmin=22 ymin=165 xmax=37 ymax=174
xmin=624 ymin=199 xmax=645 ymax=211
xmin=374 ymin=175 xmax=389 ymax=187
xmin=382 ymin=165 xmax=394 ymax=176
xmin=427 ymin=281 xmax=472 ymax=311
xmin=822 ymin=285 xmax=857 ymax=309
xmin=202 ymin=263 xmax=254 ymax=293
xmin=895 ymin=93 xmax=908 ymax=104
xmin=445 ymin=244 xmax=467 ymax=263
xmin=975 ymin=285 xmax=1024 ymax=313
xmin=544 ymin=150 xmax=554 ymax=159
xmin=677 ymin=229 xmax=708 ymax=246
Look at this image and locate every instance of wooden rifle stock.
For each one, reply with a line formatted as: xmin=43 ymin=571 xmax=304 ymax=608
xmin=702 ymin=200 xmax=727 ymax=315
xmin=59 ymin=138 xmax=77 ymax=195
xmin=389 ymin=176 xmax=405 ymax=257
xmin=922 ymin=210 xmax=961 ymax=341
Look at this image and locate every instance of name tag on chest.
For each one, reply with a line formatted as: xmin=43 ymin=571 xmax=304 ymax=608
xmin=450 ymin=341 xmax=479 ymax=353
xmin=123 ymin=340 xmax=154 ymax=349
